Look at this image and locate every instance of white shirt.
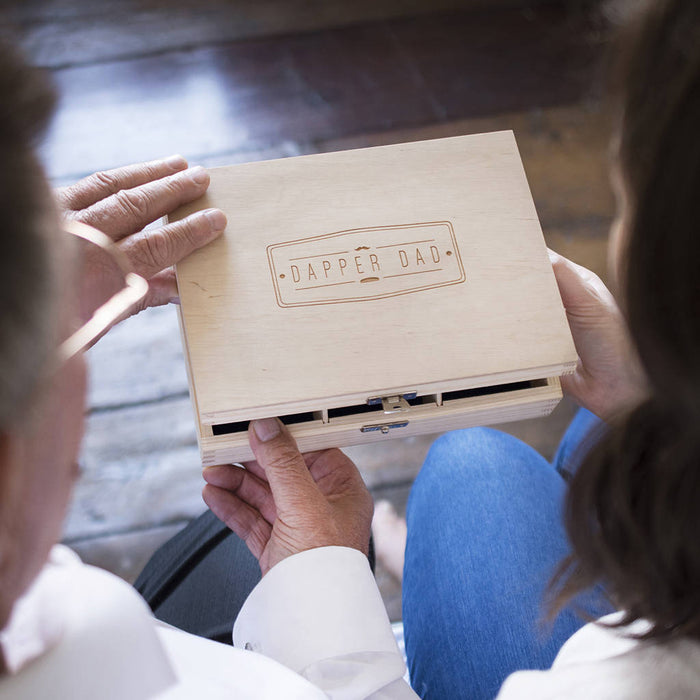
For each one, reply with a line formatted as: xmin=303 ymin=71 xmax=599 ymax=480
xmin=0 ymin=545 xmax=414 ymax=699
xmin=498 ymin=613 xmax=700 ymax=699
xmin=1 ymin=545 xmax=699 ymax=699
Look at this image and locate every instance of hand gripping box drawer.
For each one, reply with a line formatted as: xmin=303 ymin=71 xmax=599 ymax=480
xmin=171 ymin=131 xmax=577 ymax=465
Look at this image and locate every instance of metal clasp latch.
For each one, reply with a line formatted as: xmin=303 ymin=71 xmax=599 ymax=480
xmin=367 ymin=391 xmax=417 ymax=414
xmin=361 ymin=421 xmax=409 ymax=434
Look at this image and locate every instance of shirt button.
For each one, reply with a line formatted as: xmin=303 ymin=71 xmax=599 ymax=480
xmin=245 ymin=642 xmax=253 ymax=651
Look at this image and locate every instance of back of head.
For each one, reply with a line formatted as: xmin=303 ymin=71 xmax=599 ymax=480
xmin=0 ymin=41 xmax=58 ymax=430
xmin=616 ymin=0 xmax=700 ymax=407
xmin=553 ymin=0 xmax=700 ymax=641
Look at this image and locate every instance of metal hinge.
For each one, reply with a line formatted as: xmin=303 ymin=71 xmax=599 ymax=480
xmin=367 ymin=391 xmax=417 ymax=414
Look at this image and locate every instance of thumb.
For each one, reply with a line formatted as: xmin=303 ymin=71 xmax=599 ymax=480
xmin=248 ymin=418 xmax=322 ymax=512
xmin=548 ymin=248 xmax=611 ymax=315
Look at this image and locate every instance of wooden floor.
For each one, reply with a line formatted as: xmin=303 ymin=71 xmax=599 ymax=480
xmin=3 ymin=0 xmax=614 ymax=622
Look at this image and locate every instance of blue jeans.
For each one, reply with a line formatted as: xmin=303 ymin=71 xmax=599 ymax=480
xmin=402 ymin=409 xmax=610 ymax=699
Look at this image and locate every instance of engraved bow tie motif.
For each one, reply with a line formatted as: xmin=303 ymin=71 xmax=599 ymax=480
xmin=267 ymin=221 xmax=466 ymax=308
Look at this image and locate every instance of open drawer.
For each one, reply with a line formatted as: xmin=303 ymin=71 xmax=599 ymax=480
xmin=195 ymin=377 xmax=563 ymax=465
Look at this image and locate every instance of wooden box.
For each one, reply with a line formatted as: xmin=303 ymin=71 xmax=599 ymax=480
xmin=172 ymin=131 xmax=576 ymax=465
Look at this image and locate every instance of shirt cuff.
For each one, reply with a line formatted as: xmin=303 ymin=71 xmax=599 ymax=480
xmin=233 ymin=546 xmax=401 ymax=674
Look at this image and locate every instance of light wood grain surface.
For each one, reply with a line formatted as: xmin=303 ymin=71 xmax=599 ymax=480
xmin=174 ymin=131 xmax=576 ymax=430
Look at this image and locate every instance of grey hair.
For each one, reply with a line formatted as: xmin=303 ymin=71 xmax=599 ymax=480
xmin=0 ymin=41 xmax=59 ymax=430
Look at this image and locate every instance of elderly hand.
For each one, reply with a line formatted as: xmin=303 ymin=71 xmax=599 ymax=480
xmin=549 ymin=249 xmax=647 ymax=420
xmin=202 ymin=419 xmax=373 ymax=576
xmin=56 ymin=155 xmax=225 ymax=314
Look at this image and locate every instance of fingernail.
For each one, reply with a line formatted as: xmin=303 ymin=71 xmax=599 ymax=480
xmin=252 ymin=418 xmax=281 ymax=442
xmin=203 ymin=208 xmax=227 ymax=233
xmin=165 ymin=154 xmax=187 ymax=169
xmin=189 ymin=166 xmax=209 ymax=185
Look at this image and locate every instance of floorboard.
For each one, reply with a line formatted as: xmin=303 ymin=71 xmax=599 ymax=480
xmin=5 ymin=1 xmax=577 ymax=68
xmin=37 ymin=4 xmax=605 ymax=181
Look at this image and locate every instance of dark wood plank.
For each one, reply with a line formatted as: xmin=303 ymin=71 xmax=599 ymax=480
xmin=4 ymin=0 xmax=559 ymax=68
xmin=38 ymin=4 xmax=606 ymax=181
xmin=39 ymin=27 xmax=436 ymax=180
xmin=389 ymin=4 xmax=605 ymax=120
xmin=6 ymin=0 xmax=546 ymax=23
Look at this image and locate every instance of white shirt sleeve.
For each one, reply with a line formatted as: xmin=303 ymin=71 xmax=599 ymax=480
xmin=233 ymin=546 xmax=418 ymax=700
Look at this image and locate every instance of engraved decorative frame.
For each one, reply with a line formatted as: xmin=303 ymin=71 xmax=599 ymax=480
xmin=267 ymin=221 xmax=466 ymax=308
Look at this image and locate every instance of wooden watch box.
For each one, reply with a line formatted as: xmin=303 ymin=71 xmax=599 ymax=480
xmin=172 ymin=131 xmax=577 ymax=465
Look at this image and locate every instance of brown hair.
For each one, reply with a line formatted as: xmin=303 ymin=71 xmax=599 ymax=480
xmin=0 ymin=40 xmax=58 ymax=430
xmin=552 ymin=0 xmax=700 ymax=641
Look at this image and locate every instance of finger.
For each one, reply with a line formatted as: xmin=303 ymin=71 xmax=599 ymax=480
xmin=245 ymin=451 xmax=341 ymax=485
xmin=244 ymin=445 xmax=341 ymax=483
xmin=248 ymin=418 xmax=323 ymax=513
xmin=203 ymin=464 xmax=277 ymax=523
xmin=202 ymin=484 xmax=271 ymax=561
xmin=306 ymin=448 xmax=367 ymax=496
xmin=92 ymin=269 xmax=178 ymax=327
xmin=76 ymin=166 xmax=211 ymax=240
xmin=301 ymin=451 xmax=326 ymax=468
xmin=56 ymin=155 xmax=188 ymax=212
xmin=110 ymin=267 xmax=184 ymax=323
xmin=119 ymin=207 xmax=226 ymax=279
xmin=140 ymin=268 xmax=179 ymax=309
xmin=240 ymin=458 xmax=269 ymax=484
xmin=548 ymin=248 xmax=610 ymax=312
xmin=304 ymin=449 xmax=344 ymax=482
xmin=560 ymin=365 xmax=588 ymax=402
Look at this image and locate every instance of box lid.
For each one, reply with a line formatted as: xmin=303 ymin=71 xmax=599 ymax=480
xmin=172 ymin=131 xmax=576 ymax=425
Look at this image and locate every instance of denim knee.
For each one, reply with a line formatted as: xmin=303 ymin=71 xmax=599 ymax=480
xmin=408 ymin=428 xmax=510 ymax=512
xmin=420 ymin=427 xmax=522 ymax=478
xmin=407 ymin=427 xmax=546 ymax=522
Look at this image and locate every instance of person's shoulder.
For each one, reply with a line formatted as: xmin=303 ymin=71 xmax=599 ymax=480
xmin=0 ymin=545 xmax=177 ymax=699
xmin=497 ymin=617 xmax=700 ymax=700
xmin=43 ymin=544 xmax=159 ymax=638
